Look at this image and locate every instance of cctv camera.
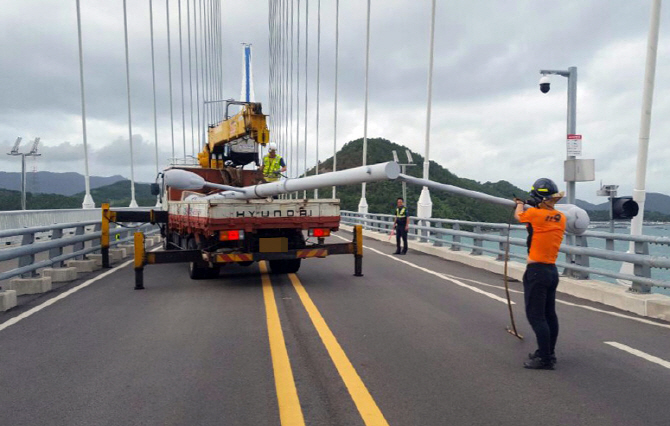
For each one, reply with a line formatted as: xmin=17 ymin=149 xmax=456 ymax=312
xmin=539 ymin=75 xmax=550 ymax=93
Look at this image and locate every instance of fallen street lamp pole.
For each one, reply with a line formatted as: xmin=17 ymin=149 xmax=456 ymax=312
xmin=398 ymin=173 xmax=590 ymax=235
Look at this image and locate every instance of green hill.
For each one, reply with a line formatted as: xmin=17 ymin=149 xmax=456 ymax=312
xmin=0 ymin=181 xmax=155 ymax=211
xmin=4 ymin=137 xmax=669 ymax=223
xmin=306 ymin=137 xmax=527 ymax=223
xmin=74 ymin=180 xmax=156 ymax=207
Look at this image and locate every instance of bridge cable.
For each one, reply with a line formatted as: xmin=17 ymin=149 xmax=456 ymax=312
xmin=295 ymin=0 xmax=301 ymax=182
xmin=193 ymin=0 xmax=201 ymax=151
xmin=216 ymin=0 xmax=223 ymax=120
xmin=290 ymin=0 xmax=295 ymax=180
xmin=332 ymin=0 xmax=339 ymax=198
xmin=75 ymin=0 xmax=94 ymax=207
xmin=166 ymin=0 xmax=176 ymax=161
xmin=122 ymin=0 xmax=137 ymax=207
xmin=314 ymin=0 xmax=321 ymax=199
xmin=201 ymin=0 xmax=208 ymax=125
xmin=285 ymin=0 xmax=290 ymax=171
xmin=178 ymin=0 xmax=187 ymax=158
xmin=186 ymin=0 xmax=194 ymax=157
xmin=268 ymin=0 xmax=274 ymax=148
xmin=303 ymin=0 xmax=309 ymax=194
xmin=149 ymin=0 xmax=160 ymax=179
xmin=360 ymin=0 xmax=371 ymax=208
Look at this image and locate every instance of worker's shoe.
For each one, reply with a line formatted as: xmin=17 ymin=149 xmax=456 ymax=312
xmin=402 ymin=248 xmax=408 ymax=255
xmin=393 ymin=251 xmax=401 ymax=255
xmin=523 ymin=357 xmax=554 ymax=370
xmin=529 ymin=350 xmax=557 ymax=364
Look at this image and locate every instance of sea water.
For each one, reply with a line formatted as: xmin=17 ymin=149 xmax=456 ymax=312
xmin=500 ymin=223 xmax=670 ymax=295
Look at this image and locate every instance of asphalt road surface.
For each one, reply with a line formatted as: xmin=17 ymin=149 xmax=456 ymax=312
xmin=1 ymin=230 xmax=670 ymax=426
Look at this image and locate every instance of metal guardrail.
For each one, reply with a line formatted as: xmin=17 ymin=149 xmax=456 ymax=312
xmin=2 ymin=209 xmax=669 ymax=293
xmin=341 ymin=211 xmax=670 ymax=293
xmin=0 ymin=209 xmax=100 ymax=230
xmin=0 ymin=218 xmax=158 ymax=282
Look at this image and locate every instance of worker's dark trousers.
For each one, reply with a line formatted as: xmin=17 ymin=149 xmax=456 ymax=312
xmin=396 ymin=224 xmax=408 ymax=253
xmin=523 ymin=262 xmax=559 ymax=360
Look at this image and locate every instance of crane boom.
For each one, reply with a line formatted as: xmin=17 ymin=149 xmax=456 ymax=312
xmin=197 ymin=101 xmax=270 ymax=169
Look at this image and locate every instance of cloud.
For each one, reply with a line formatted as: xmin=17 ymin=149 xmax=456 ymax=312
xmin=2 ymin=0 xmax=670 ymax=203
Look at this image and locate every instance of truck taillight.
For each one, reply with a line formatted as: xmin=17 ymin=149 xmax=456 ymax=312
xmin=309 ymin=228 xmax=331 ymax=237
xmin=220 ymin=230 xmax=244 ymax=241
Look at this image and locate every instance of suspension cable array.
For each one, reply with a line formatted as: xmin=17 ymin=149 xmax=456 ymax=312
xmin=75 ymin=1 xmax=445 ymax=207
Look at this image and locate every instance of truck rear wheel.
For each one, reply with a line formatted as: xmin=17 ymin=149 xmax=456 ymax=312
xmin=164 ymin=231 xmax=179 ymax=250
xmin=189 ymin=261 xmax=220 ymax=280
xmin=269 ymin=259 xmax=301 ymax=274
xmin=187 ymin=238 xmax=219 ymax=279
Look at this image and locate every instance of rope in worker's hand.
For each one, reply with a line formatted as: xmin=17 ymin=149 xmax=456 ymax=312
xmin=504 ymin=205 xmax=523 ymax=340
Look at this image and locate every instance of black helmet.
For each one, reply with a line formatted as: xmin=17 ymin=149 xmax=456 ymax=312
xmin=529 ymin=178 xmax=561 ymax=204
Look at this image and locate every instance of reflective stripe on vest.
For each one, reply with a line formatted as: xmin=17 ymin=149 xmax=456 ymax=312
xmin=263 ymin=154 xmax=282 ymax=181
xmin=396 ymin=207 xmax=407 ymax=218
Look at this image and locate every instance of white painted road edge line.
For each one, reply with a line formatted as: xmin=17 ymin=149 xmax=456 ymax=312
xmin=0 ymin=246 xmax=161 ymax=333
xmin=333 ymin=234 xmax=510 ymax=305
xmin=340 ymin=233 xmax=670 ymax=331
xmin=454 ymin=274 xmax=670 ymax=330
xmin=604 ymin=342 xmax=670 ymax=370
xmin=0 ymin=259 xmax=133 ymax=332
xmin=560 ymin=300 xmax=670 ymax=330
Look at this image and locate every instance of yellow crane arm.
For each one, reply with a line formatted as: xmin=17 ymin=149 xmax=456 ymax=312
xmin=198 ymin=102 xmax=270 ymax=168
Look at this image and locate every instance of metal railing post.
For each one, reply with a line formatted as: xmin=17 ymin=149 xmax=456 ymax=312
xmin=631 ymin=240 xmax=652 ymax=293
xmin=497 ymin=227 xmax=508 ymax=261
xmin=419 ymin=219 xmax=428 ymax=243
xmin=451 ymin=223 xmax=461 ymax=251
xmin=471 ymin=225 xmax=483 ymax=255
xmin=49 ymin=228 xmax=64 ymax=267
xmin=433 ymin=222 xmax=443 ymax=247
xmin=92 ymin=223 xmax=101 ymax=251
xmin=573 ymin=235 xmax=590 ymax=279
xmin=73 ymin=225 xmax=86 ymax=259
xmin=18 ymin=231 xmax=36 ymax=278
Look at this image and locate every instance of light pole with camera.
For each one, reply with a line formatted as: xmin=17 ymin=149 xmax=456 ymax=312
xmin=538 ymin=67 xmax=578 ymax=204
xmin=539 ymin=66 xmax=596 ymax=277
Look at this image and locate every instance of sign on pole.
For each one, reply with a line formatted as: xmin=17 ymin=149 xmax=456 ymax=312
xmin=567 ymin=134 xmax=582 ymax=156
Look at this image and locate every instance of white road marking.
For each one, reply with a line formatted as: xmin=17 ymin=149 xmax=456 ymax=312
xmin=0 ymin=259 xmax=133 ymax=332
xmin=559 ymin=300 xmax=670 ymax=330
xmin=338 ymin=233 xmax=670 ymax=330
xmin=334 ymin=234 xmax=510 ymax=305
xmin=604 ymin=342 xmax=670 ymax=369
xmin=0 ymin=245 xmax=161 ymax=333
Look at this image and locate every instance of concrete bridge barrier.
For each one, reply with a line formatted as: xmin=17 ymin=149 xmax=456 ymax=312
xmin=6 ymin=276 xmax=52 ymax=296
xmin=42 ymin=267 xmax=78 ymax=283
xmin=0 ymin=289 xmax=17 ymax=311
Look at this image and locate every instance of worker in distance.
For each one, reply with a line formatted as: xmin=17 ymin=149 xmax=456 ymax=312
xmin=514 ymin=178 xmax=566 ymax=370
xmin=393 ymin=197 xmax=410 ymax=255
xmin=260 ymin=142 xmax=287 ymax=183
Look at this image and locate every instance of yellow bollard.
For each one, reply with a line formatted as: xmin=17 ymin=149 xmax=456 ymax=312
xmin=101 ymin=203 xmax=110 ymax=267
xmin=134 ymin=231 xmax=146 ymax=290
xmin=354 ymin=225 xmax=363 ymax=277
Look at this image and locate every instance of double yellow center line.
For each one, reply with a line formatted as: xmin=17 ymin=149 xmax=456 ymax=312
xmin=260 ymin=262 xmax=389 ymax=426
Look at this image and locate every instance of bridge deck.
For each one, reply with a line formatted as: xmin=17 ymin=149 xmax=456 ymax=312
xmin=1 ymin=230 xmax=669 ymax=425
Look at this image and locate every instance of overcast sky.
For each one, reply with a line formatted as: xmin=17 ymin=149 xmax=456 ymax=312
xmin=1 ymin=0 xmax=669 ymax=203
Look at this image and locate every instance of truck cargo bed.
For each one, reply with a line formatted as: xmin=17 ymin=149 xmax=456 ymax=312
xmin=168 ymin=198 xmax=340 ymax=233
